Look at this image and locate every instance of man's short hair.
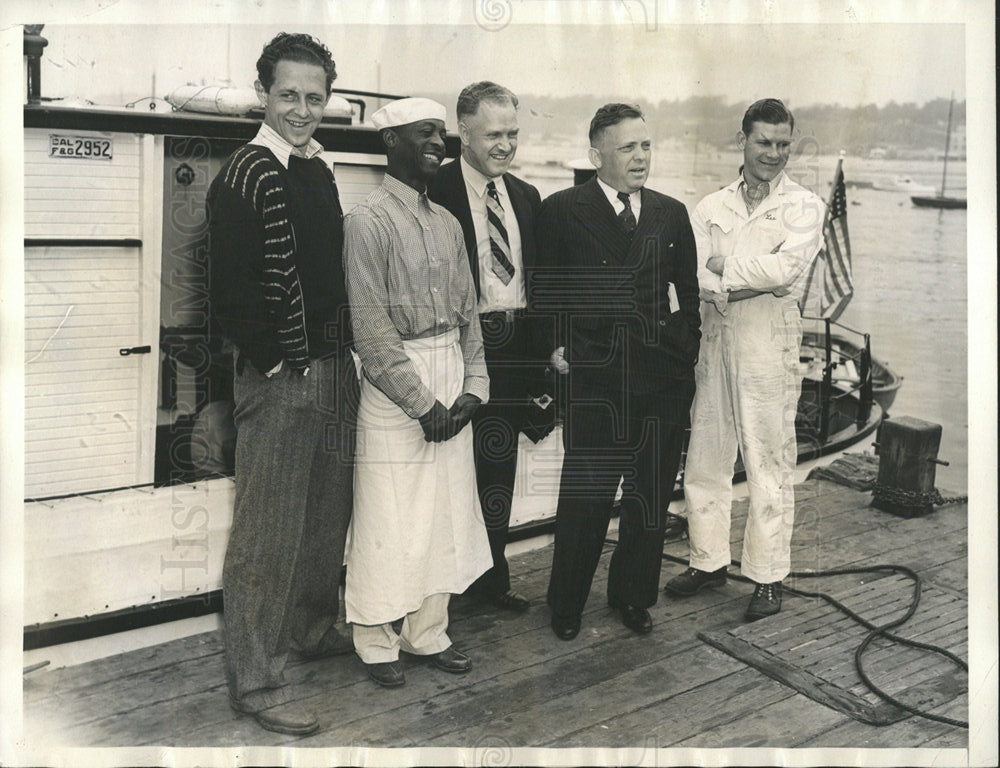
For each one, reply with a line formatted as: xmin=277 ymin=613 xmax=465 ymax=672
xmin=456 ymin=81 xmax=518 ymax=121
xmin=256 ymin=32 xmax=338 ymax=94
xmin=589 ymin=103 xmax=644 ymax=145
xmin=741 ymin=98 xmax=794 ymax=135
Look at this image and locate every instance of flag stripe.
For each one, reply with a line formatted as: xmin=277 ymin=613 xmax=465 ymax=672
xmin=806 ymin=159 xmax=854 ymax=322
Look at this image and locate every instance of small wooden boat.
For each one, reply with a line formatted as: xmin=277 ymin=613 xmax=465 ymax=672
xmin=873 ymin=176 xmax=935 ymax=194
xmin=800 ymin=330 xmax=902 ymax=415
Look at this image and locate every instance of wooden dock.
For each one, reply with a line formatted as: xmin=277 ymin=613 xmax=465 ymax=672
xmin=23 ymin=476 xmax=968 ymax=754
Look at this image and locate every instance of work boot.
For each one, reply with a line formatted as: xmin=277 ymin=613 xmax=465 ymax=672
xmin=745 ymin=581 xmax=783 ymax=621
xmin=663 ymin=566 xmax=727 ymax=596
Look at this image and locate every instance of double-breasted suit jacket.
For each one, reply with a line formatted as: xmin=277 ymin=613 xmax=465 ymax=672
xmin=533 ymin=176 xmax=701 ymax=425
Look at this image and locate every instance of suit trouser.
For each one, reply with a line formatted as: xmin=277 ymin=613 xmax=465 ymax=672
xmin=468 ymin=398 xmax=534 ymax=595
xmin=223 ymin=353 xmax=357 ymax=712
xmin=547 ymin=391 xmax=685 ymax=619
xmin=683 ymin=298 xmax=801 ymax=584
xmin=352 ymin=593 xmax=452 ymax=664
xmin=469 ymin=312 xmax=546 ymax=596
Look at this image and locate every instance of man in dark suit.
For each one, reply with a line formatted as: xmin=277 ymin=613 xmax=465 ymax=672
xmin=428 ymin=81 xmax=553 ymax=613
xmin=534 ymin=103 xmax=701 ymax=640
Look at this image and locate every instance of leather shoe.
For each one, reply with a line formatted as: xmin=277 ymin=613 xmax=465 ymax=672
xmin=427 ymin=646 xmax=472 ymax=674
xmin=608 ymin=599 xmax=653 ymax=634
xmin=296 ymin=627 xmax=354 ymax=659
xmin=230 ymin=699 xmax=319 ymax=736
xmin=366 ymin=661 xmax=406 ymax=687
xmin=663 ymin=566 xmax=727 ymax=597
xmin=745 ymin=581 xmax=782 ymax=622
xmin=488 ymin=589 xmax=530 ymax=613
xmin=550 ymin=613 xmax=581 ymax=640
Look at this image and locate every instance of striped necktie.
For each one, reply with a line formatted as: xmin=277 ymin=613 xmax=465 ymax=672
xmin=486 ymin=181 xmax=515 ymax=285
xmin=617 ymin=191 xmax=637 ymax=236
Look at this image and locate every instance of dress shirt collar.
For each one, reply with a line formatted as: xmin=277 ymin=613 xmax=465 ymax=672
xmin=596 ymin=175 xmax=640 ymax=211
xmin=250 ymin=123 xmax=324 ymax=169
xmin=725 ymin=170 xmax=789 ymax=215
xmin=460 ymin=155 xmax=505 ymax=200
xmin=382 ymin=172 xmax=430 ymax=216
xmin=737 ymin=170 xmax=787 ymax=198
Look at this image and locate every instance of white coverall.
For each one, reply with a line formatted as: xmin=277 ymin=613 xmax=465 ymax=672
xmin=684 ymin=171 xmax=824 ymax=584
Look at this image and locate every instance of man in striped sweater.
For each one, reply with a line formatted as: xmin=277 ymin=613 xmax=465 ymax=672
xmin=207 ymin=32 xmax=356 ymax=736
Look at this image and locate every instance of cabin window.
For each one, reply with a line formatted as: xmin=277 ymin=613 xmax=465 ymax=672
xmin=155 ymin=137 xmax=241 ymax=486
xmin=153 ymin=139 xmax=387 ymax=485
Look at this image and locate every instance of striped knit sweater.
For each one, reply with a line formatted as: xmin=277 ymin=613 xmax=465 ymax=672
xmin=216 ymin=145 xmax=318 ymax=372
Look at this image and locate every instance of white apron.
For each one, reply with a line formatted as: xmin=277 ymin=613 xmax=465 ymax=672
xmin=345 ymin=327 xmax=492 ymax=626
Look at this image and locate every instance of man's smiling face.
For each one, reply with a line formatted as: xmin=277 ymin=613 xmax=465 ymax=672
xmin=256 ymin=59 xmax=329 ymax=150
xmin=738 ymin=120 xmax=793 ymax=188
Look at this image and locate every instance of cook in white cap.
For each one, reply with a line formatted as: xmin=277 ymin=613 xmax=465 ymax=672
xmin=364 ymin=97 xmax=450 ymax=190
xmin=342 ymin=97 xmax=492 ymax=689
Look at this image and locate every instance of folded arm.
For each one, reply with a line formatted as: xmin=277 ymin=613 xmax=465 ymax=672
xmin=720 ymin=197 xmax=825 ymax=294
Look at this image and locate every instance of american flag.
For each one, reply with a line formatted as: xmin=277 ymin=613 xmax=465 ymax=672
xmin=803 ymin=157 xmax=853 ymax=321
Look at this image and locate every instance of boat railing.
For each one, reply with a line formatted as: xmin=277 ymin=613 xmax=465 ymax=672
xmin=329 ymin=88 xmax=411 ymax=124
xmin=802 ymin=315 xmax=875 ymax=442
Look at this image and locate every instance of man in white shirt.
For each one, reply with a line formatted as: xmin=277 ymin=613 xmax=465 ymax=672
xmin=428 ymin=82 xmax=553 ymax=614
xmin=664 ymin=98 xmax=825 ymax=621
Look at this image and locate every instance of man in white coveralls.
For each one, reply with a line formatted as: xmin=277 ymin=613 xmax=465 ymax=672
xmin=664 ymin=98 xmax=824 ymax=621
xmin=343 ymin=97 xmax=492 ymax=688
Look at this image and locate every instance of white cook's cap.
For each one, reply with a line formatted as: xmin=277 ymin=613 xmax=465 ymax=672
xmin=370 ymin=97 xmax=447 ymax=129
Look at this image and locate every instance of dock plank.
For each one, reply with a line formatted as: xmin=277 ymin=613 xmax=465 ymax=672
xmin=674 ymin=691 xmax=849 ymax=747
xmin=553 ymin=667 xmax=797 ymax=748
xmin=697 ymin=631 xmax=908 ymax=725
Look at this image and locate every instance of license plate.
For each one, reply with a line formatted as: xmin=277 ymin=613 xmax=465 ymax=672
xmin=49 ymin=134 xmax=113 ymax=160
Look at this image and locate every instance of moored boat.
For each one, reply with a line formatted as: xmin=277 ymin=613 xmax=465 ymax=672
xmin=872 ymin=176 xmax=935 ymax=194
xmin=910 ymin=93 xmax=966 ymax=209
xmin=911 ymin=194 xmax=967 ymax=209
xmin=21 ymin=31 xmax=459 ymax=648
xmin=800 ymin=328 xmax=902 ymax=415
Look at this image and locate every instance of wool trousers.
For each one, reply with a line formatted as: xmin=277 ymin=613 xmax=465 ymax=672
xmin=223 ymin=353 xmax=358 ymax=712
xmin=547 ymin=391 xmax=686 ymax=619
xmin=468 ymin=398 xmax=533 ymax=596
xmin=468 ymin=312 xmax=551 ymax=597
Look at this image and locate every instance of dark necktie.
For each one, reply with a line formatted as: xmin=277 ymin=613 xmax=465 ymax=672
xmin=486 ymin=181 xmax=515 ymax=285
xmin=617 ymin=191 xmax=637 ymax=236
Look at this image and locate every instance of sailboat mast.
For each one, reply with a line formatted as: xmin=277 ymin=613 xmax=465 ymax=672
xmin=940 ymin=92 xmax=954 ymax=197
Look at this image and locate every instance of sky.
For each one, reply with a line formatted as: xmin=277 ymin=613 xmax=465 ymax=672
xmin=30 ymin=21 xmax=964 ymax=114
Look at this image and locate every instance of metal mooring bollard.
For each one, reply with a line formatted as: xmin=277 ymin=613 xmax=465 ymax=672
xmin=871 ymin=415 xmax=945 ymax=518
